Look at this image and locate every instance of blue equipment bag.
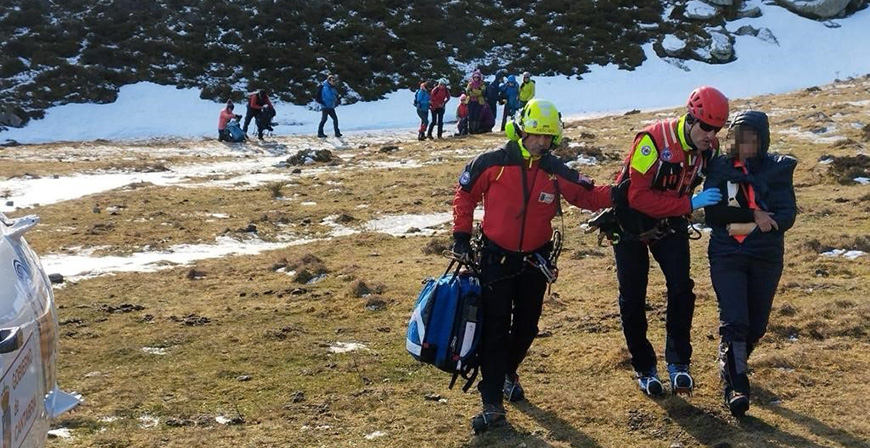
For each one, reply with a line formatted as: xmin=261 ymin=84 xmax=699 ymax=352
xmin=226 ymin=118 xmax=245 ymax=142
xmin=406 ymin=259 xmax=482 ymax=391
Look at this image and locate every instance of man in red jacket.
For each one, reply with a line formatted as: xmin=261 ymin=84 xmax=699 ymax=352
xmin=242 ymin=89 xmax=274 ymax=139
xmin=610 ymin=86 xmax=727 ymax=397
xmin=452 ymin=99 xmax=612 ymax=433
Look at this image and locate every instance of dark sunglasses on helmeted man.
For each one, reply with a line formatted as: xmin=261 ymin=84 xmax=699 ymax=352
xmin=698 ymin=121 xmax=721 ymax=133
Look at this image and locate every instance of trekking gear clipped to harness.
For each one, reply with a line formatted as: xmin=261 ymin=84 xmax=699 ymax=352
xmin=406 ymin=254 xmax=483 ymax=392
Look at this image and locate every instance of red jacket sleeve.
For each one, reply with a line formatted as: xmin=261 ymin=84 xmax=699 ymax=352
xmin=249 ymin=94 xmax=259 ymax=109
xmin=560 ymin=179 xmax=612 ymax=212
xmin=627 ymin=165 xmax=692 ymax=218
xmin=452 ymin=168 xmax=491 ymax=234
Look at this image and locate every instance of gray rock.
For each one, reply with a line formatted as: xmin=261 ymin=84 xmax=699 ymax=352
xmin=4 ymin=201 xmax=12 ymax=207
xmin=735 ymin=25 xmax=760 ymax=36
xmin=48 ymin=273 xmax=64 ymax=284
xmin=709 ymin=31 xmax=734 ymax=61
xmin=685 ymin=1 xmax=720 ymax=20
xmin=705 ymin=0 xmax=733 ymax=5
xmin=737 ymin=5 xmax=763 ymax=18
xmin=0 ymin=106 xmax=24 ymax=128
xmin=776 ymin=0 xmax=851 ymax=19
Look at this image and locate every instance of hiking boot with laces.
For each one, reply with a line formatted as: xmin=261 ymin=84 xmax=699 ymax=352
xmin=636 ymin=368 xmax=664 ymax=396
xmin=471 ymin=403 xmax=507 ymax=434
xmin=668 ymin=364 xmax=694 ymax=396
xmin=503 ymin=374 xmax=525 ymax=402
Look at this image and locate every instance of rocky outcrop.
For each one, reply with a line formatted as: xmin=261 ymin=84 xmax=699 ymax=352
xmin=775 ymin=0 xmax=858 ymax=19
xmin=684 ymin=1 xmax=720 ymax=20
xmin=0 ymin=105 xmax=24 ymax=128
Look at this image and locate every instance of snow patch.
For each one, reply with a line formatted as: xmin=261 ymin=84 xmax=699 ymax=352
xmin=821 ymin=249 xmax=866 ymax=259
xmin=329 ymin=342 xmax=369 ymax=354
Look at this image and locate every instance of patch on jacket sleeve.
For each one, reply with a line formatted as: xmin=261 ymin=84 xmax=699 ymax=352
xmin=630 ymin=134 xmax=658 ymax=174
xmin=459 ymin=170 xmax=471 ymax=186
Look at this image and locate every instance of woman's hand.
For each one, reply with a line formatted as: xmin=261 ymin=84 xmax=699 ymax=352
xmin=753 ymin=209 xmax=779 ymax=232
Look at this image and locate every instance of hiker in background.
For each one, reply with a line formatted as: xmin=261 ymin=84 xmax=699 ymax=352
xmin=456 ymin=93 xmax=469 ymax=136
xmin=217 ymin=100 xmax=242 ymax=141
xmin=452 ymin=99 xmax=612 ymax=433
xmin=608 ymin=86 xmax=728 ymax=397
xmin=415 ymin=81 xmax=431 ymax=141
xmin=478 ymin=103 xmax=495 ymax=134
xmin=242 ymin=89 xmax=273 ymax=135
xmin=428 ymin=78 xmax=451 ymax=139
xmin=465 ymin=70 xmax=486 ymax=134
xmin=704 ymin=111 xmax=797 ymax=418
xmin=519 ymin=72 xmax=535 ymax=109
xmin=500 ymin=75 xmax=521 ymax=131
xmin=316 ymin=74 xmax=343 ymax=138
xmin=485 ymin=70 xmax=506 ymax=128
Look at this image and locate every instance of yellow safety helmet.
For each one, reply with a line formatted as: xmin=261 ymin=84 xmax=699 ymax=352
xmin=505 ymin=99 xmax=563 ymax=147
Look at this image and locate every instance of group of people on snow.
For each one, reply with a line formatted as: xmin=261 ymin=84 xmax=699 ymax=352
xmin=449 ymin=89 xmax=797 ymax=434
xmin=217 ymin=74 xmax=342 ymax=142
xmin=217 ymin=69 xmax=536 ymax=143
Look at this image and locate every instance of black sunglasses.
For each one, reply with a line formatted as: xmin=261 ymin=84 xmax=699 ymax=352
xmin=698 ymin=121 xmax=721 ymax=133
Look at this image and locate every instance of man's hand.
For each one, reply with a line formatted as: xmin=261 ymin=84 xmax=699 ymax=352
xmin=452 ymin=232 xmax=472 ymax=261
xmin=753 ymin=209 xmax=779 ymax=232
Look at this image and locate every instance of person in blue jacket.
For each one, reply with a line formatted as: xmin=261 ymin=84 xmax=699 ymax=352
xmin=317 ymin=74 xmax=342 ymax=138
xmin=499 ymin=75 xmax=521 ymax=131
xmin=703 ymin=110 xmax=797 ymax=418
xmin=414 ymin=81 xmax=431 ymax=141
xmin=484 ymin=70 xmax=505 ymax=130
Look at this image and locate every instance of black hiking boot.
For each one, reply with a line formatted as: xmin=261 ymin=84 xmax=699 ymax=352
xmin=471 ymin=403 xmax=506 ymax=434
xmin=335 ymin=132 xmax=342 ymax=138
xmin=417 ymin=132 xmax=425 ymax=141
xmin=317 ymin=133 xmax=328 ymax=138
xmin=503 ymin=374 xmax=525 ymax=402
xmin=725 ymin=388 xmax=750 ymax=418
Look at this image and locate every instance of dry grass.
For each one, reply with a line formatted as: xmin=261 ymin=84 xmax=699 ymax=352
xmin=4 ymin=77 xmax=869 ymax=447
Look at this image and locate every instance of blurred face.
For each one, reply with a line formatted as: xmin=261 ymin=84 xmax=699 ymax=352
xmin=523 ymin=75 xmax=530 ymax=82
xmin=728 ymin=126 xmax=759 ymax=162
xmin=472 ymin=75 xmax=481 ymax=82
xmin=523 ymin=133 xmax=552 ymax=156
xmin=688 ymin=117 xmax=721 ymax=150
xmin=328 ymin=76 xmax=336 ymax=85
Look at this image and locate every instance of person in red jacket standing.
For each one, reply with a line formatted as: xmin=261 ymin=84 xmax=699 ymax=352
xmin=242 ymin=89 xmax=274 ymax=139
xmin=452 ymin=99 xmax=612 ymax=433
xmin=610 ymin=86 xmax=727 ymax=397
xmin=428 ymin=78 xmax=451 ymax=139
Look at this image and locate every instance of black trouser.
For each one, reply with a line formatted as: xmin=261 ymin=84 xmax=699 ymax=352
xmin=218 ymin=129 xmax=229 ymax=141
xmin=467 ymin=102 xmax=481 ymax=133
xmin=243 ymin=107 xmax=260 ymax=133
xmin=477 ymin=247 xmax=548 ymax=405
xmin=428 ymin=108 xmax=445 ymax=137
xmin=711 ymin=252 xmax=782 ymax=395
xmin=613 ymin=230 xmax=696 ymax=373
xmin=318 ymin=108 xmax=340 ymax=136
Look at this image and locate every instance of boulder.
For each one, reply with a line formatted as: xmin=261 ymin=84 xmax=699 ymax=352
xmin=706 ymin=0 xmax=733 ymax=5
xmin=0 ymin=106 xmax=24 ymax=128
xmin=709 ymin=31 xmax=734 ymax=61
xmin=684 ymin=1 xmax=720 ymax=19
xmin=737 ymin=5 xmax=763 ymax=18
xmin=661 ymin=35 xmax=687 ymax=57
xmin=776 ymin=0 xmax=851 ymax=19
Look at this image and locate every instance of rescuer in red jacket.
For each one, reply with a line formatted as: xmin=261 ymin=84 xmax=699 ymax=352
xmin=452 ymin=99 xmax=612 ymax=433
xmin=610 ymin=86 xmax=727 ymax=397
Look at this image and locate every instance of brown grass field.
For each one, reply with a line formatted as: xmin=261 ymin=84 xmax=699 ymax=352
xmin=3 ymin=77 xmax=870 ymax=448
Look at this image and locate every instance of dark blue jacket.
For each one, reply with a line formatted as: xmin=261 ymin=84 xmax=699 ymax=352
xmin=704 ymin=111 xmax=797 ymax=260
xmin=484 ymin=73 xmax=504 ymax=105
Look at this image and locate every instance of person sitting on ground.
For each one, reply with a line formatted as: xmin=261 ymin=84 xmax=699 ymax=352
xmin=243 ymin=89 xmax=273 ymax=135
xmin=704 ymin=111 xmax=797 ymax=418
xmin=477 ymin=103 xmax=495 ymax=134
xmin=218 ymin=100 xmax=242 ymax=141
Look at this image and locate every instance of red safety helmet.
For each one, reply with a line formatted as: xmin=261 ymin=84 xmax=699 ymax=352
xmin=686 ymin=86 xmax=729 ymax=128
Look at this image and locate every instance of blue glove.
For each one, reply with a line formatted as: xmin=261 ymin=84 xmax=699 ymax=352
xmin=691 ymin=188 xmax=722 ymax=210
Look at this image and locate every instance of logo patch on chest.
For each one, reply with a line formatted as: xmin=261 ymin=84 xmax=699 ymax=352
xmin=538 ymin=192 xmax=556 ymax=204
xmin=640 ymin=145 xmax=652 ymax=156
xmin=661 ymin=148 xmax=672 ymax=161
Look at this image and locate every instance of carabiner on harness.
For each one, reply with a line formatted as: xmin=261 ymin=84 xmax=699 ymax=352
xmin=527 ymin=253 xmax=558 ymax=283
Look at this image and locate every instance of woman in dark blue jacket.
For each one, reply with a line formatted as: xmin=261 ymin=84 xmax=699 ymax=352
xmin=703 ymin=111 xmax=797 ymax=418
